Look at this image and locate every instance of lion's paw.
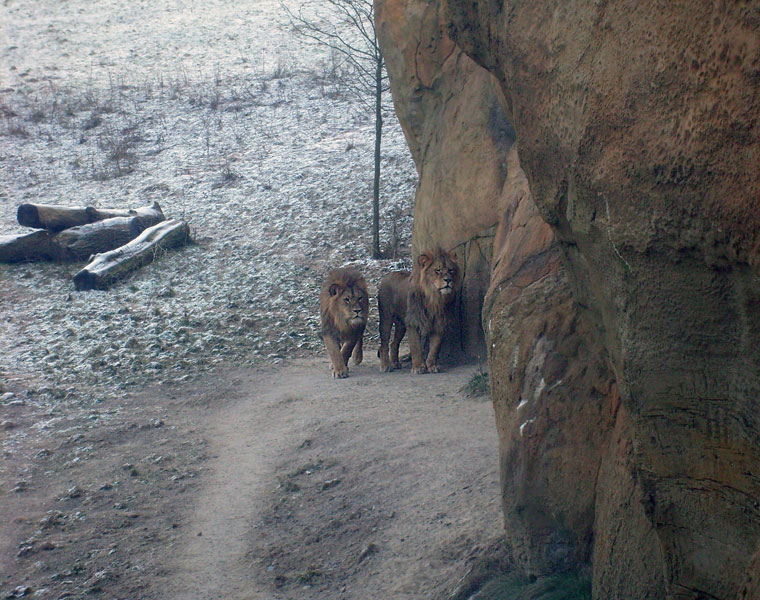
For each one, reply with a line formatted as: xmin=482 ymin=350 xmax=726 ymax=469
xmin=411 ymin=366 xmax=428 ymax=375
xmin=427 ymin=364 xmax=440 ymax=373
xmin=333 ymin=368 xmax=349 ymax=379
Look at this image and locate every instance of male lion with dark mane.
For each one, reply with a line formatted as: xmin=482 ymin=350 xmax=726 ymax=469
xmin=377 ymin=248 xmax=460 ymax=374
xmin=320 ymin=267 xmax=369 ymax=378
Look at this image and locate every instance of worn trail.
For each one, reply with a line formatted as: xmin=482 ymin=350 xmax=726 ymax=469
xmin=163 ymin=358 xmax=501 ymax=600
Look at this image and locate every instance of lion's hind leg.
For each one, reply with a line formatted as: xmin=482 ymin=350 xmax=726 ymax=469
xmin=378 ymin=301 xmax=393 ymax=372
xmin=389 ymin=319 xmax=405 ymax=370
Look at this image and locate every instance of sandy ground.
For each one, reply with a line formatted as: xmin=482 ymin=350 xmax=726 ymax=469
xmin=2 ymin=355 xmax=502 ymax=599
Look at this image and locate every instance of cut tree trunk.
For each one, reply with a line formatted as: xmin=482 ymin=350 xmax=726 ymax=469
xmin=73 ymin=219 xmax=191 ymax=291
xmin=0 ymin=204 xmax=165 ymax=263
xmin=0 ymin=230 xmax=62 ymax=262
xmin=55 ymin=207 xmax=165 ymax=261
xmin=17 ymin=201 xmax=164 ymax=232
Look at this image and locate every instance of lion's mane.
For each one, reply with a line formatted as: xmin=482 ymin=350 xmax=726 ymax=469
xmin=405 ymin=248 xmax=460 ymax=337
xmin=320 ymin=267 xmax=369 ymax=340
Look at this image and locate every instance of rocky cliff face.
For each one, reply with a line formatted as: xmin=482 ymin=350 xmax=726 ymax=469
xmin=375 ymin=0 xmax=515 ymax=358
xmin=377 ymin=1 xmax=760 ymax=598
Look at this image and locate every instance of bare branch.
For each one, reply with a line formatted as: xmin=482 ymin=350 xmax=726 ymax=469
xmin=281 ymin=0 xmax=385 ymax=100
xmin=280 ymin=0 xmax=388 ymax=259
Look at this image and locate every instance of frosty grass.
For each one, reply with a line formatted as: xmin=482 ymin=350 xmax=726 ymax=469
xmin=0 ymin=0 xmax=416 ymax=410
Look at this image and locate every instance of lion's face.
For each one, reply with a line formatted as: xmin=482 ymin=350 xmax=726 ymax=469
xmin=330 ymin=283 xmax=368 ymax=329
xmin=418 ymin=251 xmax=459 ymax=300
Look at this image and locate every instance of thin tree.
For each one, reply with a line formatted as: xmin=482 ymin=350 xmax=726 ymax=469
xmin=282 ymin=0 xmax=389 ymax=259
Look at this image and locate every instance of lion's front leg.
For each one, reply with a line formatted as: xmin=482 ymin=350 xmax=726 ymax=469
xmin=340 ymin=339 xmax=358 ymax=367
xmin=426 ymin=332 xmax=444 ymax=373
xmin=351 ymin=335 xmax=364 ymax=365
xmin=324 ymin=335 xmax=349 ymax=378
xmin=408 ymin=327 xmax=428 ymax=375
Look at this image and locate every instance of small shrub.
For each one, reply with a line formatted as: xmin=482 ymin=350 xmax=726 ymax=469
xmin=295 ymin=568 xmax=321 ymax=585
xmin=269 ymin=60 xmax=292 ymax=80
xmin=28 ymin=108 xmax=46 ymax=123
xmin=278 ymin=478 xmax=300 ymax=493
xmin=82 ymin=112 xmax=103 ymax=130
xmin=462 ymin=369 xmax=489 ymax=398
xmin=211 ymin=156 xmax=240 ymax=189
xmin=93 ymin=121 xmax=141 ymax=178
xmin=0 ymin=102 xmax=18 ymax=118
xmin=6 ymin=121 xmax=30 ymax=138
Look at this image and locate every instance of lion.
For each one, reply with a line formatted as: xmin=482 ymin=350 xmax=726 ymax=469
xmin=320 ymin=267 xmax=369 ymax=378
xmin=378 ymin=248 xmax=460 ymax=374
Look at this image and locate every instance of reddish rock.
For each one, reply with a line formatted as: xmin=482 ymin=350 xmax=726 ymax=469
xmin=443 ymin=2 xmax=760 ymax=597
xmin=378 ymin=0 xmax=760 ymax=598
xmin=483 ymin=148 xmax=662 ymax=587
xmin=376 ymin=0 xmax=515 ymax=358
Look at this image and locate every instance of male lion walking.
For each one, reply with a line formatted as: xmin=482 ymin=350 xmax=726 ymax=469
xmin=320 ymin=267 xmax=369 ymax=378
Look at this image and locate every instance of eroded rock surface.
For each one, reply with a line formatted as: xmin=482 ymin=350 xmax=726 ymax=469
xmin=376 ymin=0 xmax=515 ymax=357
xmin=378 ymin=0 xmax=760 ymax=598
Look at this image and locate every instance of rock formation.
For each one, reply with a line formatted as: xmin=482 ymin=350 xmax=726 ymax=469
xmin=377 ymin=0 xmax=760 ymax=598
xmin=376 ymin=0 xmax=515 ymax=358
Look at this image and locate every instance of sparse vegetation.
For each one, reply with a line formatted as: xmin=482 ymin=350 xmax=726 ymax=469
xmin=93 ymin=121 xmax=142 ymax=179
xmin=282 ymin=0 xmax=391 ymax=259
xmin=462 ymin=368 xmax=490 ymax=398
xmin=472 ymin=572 xmax=592 ymax=600
xmin=0 ymin=41 xmax=415 ymax=404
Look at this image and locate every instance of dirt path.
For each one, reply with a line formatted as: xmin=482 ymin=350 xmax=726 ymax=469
xmin=0 ymin=356 xmax=501 ymax=599
xmin=163 ymin=358 xmax=501 ymax=600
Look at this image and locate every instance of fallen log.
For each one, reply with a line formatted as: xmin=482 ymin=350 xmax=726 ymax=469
xmin=85 ymin=201 xmax=164 ymax=223
xmin=17 ymin=204 xmax=91 ymax=231
xmin=0 ymin=204 xmax=165 ymax=263
xmin=73 ymin=219 xmax=191 ymax=291
xmin=17 ymin=201 xmax=164 ymax=232
xmin=0 ymin=230 xmax=63 ymax=262
xmin=55 ymin=205 xmax=165 ymax=261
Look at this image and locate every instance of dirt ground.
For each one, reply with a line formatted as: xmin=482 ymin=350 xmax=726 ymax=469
xmin=1 ymin=353 xmax=503 ymax=599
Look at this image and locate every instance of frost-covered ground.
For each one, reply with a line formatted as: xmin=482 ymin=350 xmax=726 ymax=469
xmin=0 ymin=0 xmax=416 ymax=409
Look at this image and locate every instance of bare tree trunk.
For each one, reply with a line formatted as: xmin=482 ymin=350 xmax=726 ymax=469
xmin=372 ymin=51 xmax=383 ymax=259
xmin=73 ymin=220 xmax=190 ymax=291
xmin=17 ymin=201 xmax=164 ymax=232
